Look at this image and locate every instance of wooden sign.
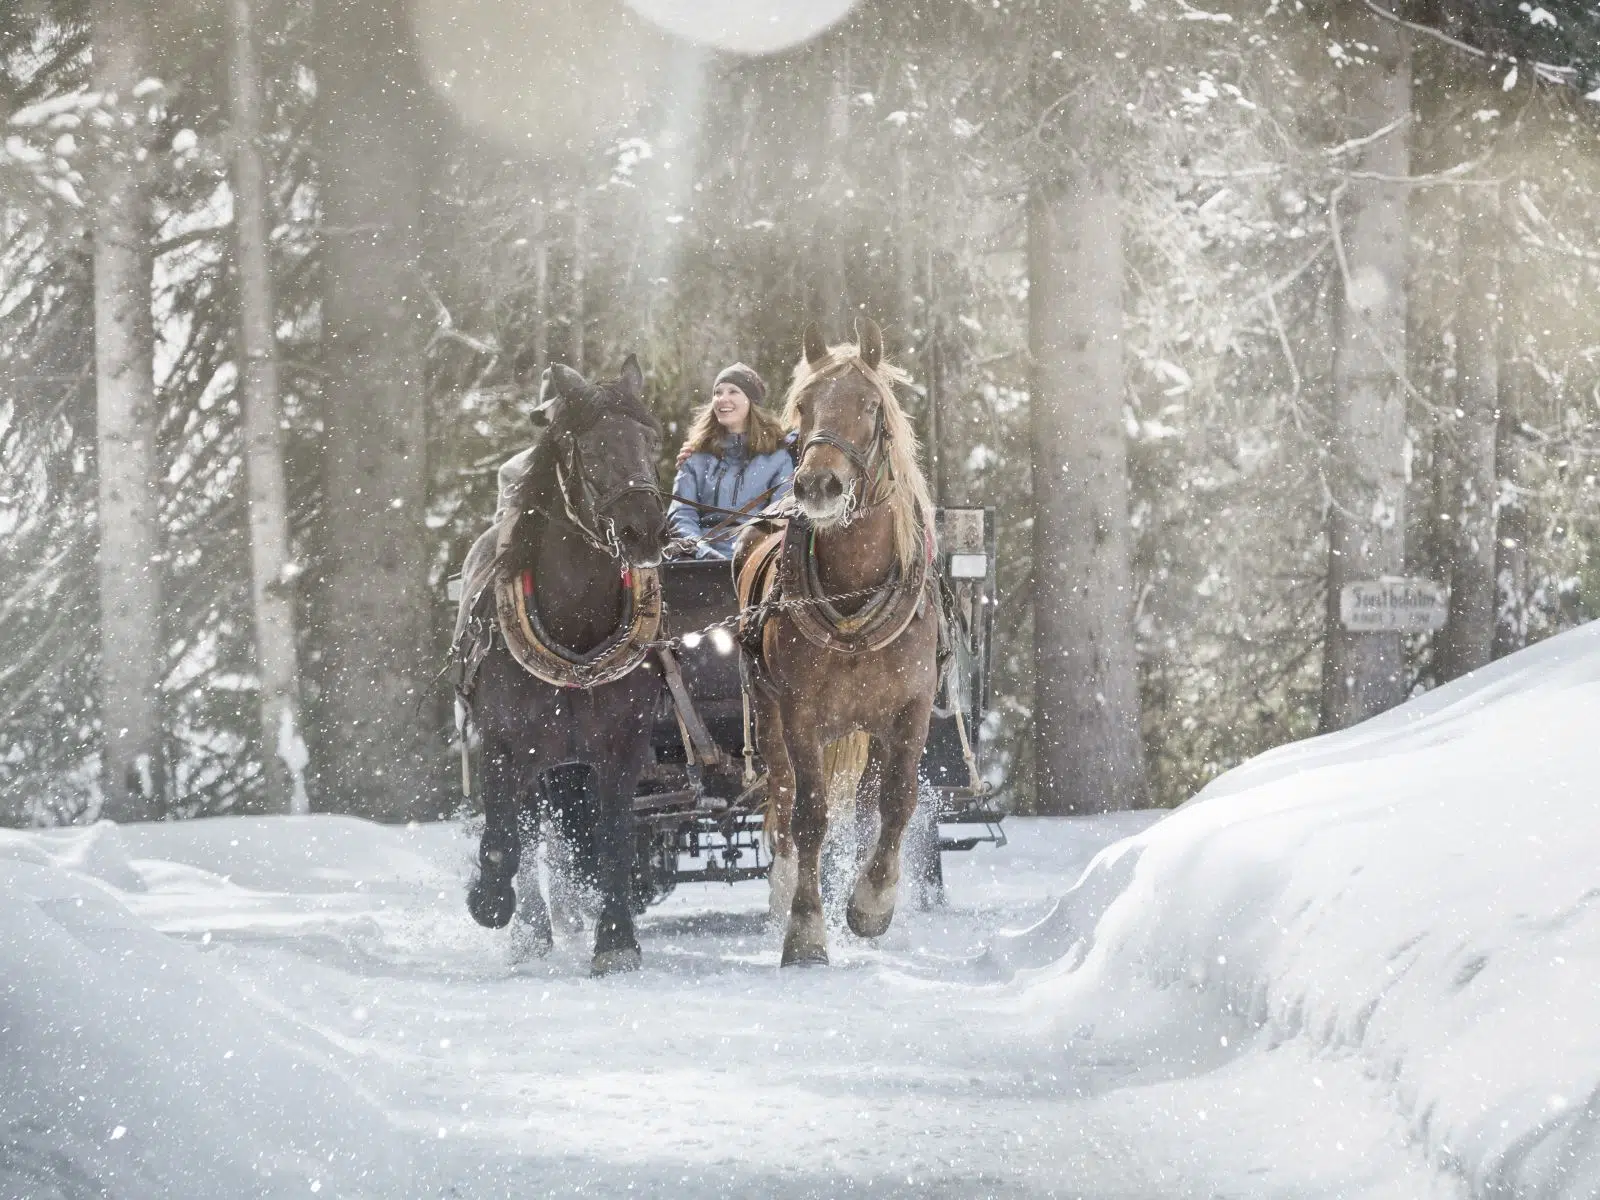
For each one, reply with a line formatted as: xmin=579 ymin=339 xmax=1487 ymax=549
xmin=1339 ymin=579 xmax=1448 ymax=633
xmin=937 ymin=508 xmax=985 ymax=554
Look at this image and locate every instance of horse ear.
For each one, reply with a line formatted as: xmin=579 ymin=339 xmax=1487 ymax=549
xmin=618 ymin=353 xmax=644 ymax=403
xmin=546 ymin=363 xmax=588 ymax=399
xmin=855 ymin=317 xmax=883 ymax=371
xmin=529 ymin=369 xmax=559 ymax=428
xmin=802 ymin=322 xmax=828 ymax=367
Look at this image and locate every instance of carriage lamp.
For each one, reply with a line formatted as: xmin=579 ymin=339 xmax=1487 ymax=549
xmin=948 ymin=553 xmax=988 ymax=579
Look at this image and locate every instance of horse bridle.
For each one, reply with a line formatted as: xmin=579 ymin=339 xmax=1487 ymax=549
xmin=797 ymin=397 xmax=886 ymax=513
xmin=549 ymin=426 xmax=662 ymax=558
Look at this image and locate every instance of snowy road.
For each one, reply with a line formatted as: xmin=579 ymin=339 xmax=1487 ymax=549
xmin=123 ymin=816 xmax=1165 ymax=1199
xmin=7 ymin=811 xmax=1441 ymax=1200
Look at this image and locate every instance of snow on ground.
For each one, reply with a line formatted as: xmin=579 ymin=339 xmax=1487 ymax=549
xmin=0 ymin=823 xmax=414 ymax=1199
xmin=3 ymin=810 xmax=1440 ymax=1200
xmin=993 ymin=619 xmax=1600 ymax=1200
xmin=7 ymin=622 xmax=1600 ymax=1198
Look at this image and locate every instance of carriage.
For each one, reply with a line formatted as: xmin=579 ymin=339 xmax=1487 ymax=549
xmin=626 ymin=504 xmax=1004 ymax=909
xmin=450 ymin=502 xmax=1005 ymax=911
xmin=452 ymin=335 xmax=1004 ymax=971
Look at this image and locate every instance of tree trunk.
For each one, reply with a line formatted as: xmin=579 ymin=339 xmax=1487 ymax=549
xmin=817 ymin=42 xmax=851 ymax=331
xmin=313 ymin=0 xmax=436 ymax=820
xmin=1493 ymin=240 xmax=1528 ymax=660
xmin=570 ymin=195 xmax=586 ymax=372
xmin=1437 ymin=181 xmax=1501 ymax=680
xmin=924 ymin=250 xmax=945 ymax=503
xmin=228 ymin=0 xmax=309 ymax=814
xmin=1320 ymin=10 xmax=1412 ymax=732
xmin=1028 ymin=158 xmax=1146 ymax=814
xmin=90 ymin=0 xmax=166 ymax=820
xmin=894 ymin=139 xmax=917 ymax=352
xmin=532 ymin=202 xmax=549 ymax=371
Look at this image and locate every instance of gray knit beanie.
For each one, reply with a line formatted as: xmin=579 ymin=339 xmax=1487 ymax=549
xmin=713 ymin=362 xmax=766 ymax=407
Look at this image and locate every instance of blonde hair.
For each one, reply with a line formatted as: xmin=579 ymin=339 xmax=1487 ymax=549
xmin=780 ymin=342 xmax=936 ymax=573
xmin=683 ymin=394 xmax=786 ymax=458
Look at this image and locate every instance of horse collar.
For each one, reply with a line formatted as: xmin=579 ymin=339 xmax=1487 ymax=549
xmin=491 ymin=514 xmax=662 ymax=690
xmin=777 ymin=516 xmax=928 ymax=656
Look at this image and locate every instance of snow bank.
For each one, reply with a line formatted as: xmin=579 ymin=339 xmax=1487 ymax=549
xmin=0 ymin=826 xmax=414 ymax=1199
xmin=996 ymin=621 xmax=1600 ymax=1198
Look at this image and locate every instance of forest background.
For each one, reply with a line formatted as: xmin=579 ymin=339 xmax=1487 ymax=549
xmin=3 ymin=0 xmax=1600 ymax=824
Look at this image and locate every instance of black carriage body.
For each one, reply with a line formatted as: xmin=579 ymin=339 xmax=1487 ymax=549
xmin=630 ymin=507 xmax=1002 ymax=905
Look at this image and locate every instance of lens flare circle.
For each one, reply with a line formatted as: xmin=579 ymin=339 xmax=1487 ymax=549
xmin=623 ymin=0 xmax=857 ymax=54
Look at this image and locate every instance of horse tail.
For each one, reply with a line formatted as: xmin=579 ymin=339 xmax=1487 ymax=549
xmin=822 ymin=731 xmax=872 ymax=818
xmin=757 ymin=730 xmax=871 ymax=854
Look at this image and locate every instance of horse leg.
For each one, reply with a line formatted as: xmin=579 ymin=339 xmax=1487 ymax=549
xmin=589 ymin=726 xmax=651 ymax=977
xmin=509 ymin=807 xmax=554 ymax=961
xmin=468 ymin=745 xmax=520 ymax=929
xmin=781 ymin=731 xmax=831 ymax=967
xmin=544 ymin=828 xmax=588 ymax=936
xmin=755 ymin=691 xmax=797 ymax=922
xmin=848 ymin=703 xmax=933 ymax=939
xmin=908 ymin=780 xmax=947 ymax=911
xmin=542 ymin=765 xmax=592 ymax=934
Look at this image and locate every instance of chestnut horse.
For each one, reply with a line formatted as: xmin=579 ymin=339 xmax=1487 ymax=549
xmin=735 ymin=319 xmax=940 ymax=967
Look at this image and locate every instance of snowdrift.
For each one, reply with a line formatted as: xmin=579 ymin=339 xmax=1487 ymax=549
xmin=0 ymin=818 xmax=416 ymax=1200
xmin=993 ymin=621 xmax=1600 ymax=1197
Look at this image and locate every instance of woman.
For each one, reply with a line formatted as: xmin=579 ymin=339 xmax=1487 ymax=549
xmin=667 ymin=363 xmax=794 ymax=560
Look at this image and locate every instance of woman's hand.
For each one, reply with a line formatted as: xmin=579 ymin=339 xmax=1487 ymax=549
xmin=662 ymin=536 xmax=699 ymax=560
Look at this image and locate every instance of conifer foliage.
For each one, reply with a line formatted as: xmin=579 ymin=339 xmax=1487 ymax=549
xmin=5 ymin=0 xmax=1600 ymax=820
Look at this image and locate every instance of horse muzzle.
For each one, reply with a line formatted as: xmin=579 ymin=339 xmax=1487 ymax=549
xmin=793 ymin=465 xmax=853 ymax=526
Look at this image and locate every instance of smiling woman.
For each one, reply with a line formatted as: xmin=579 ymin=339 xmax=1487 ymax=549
xmin=666 ymin=362 xmax=794 ymax=560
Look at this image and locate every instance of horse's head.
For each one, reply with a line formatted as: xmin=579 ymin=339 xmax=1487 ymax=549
xmin=787 ymin=317 xmax=889 ymax=529
xmin=529 ymin=355 xmax=667 ymax=565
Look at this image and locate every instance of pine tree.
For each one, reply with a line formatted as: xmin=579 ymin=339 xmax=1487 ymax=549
xmin=227 ymin=0 xmax=308 ymax=812
xmin=311 ymin=0 xmax=437 ymax=819
xmin=1320 ymin=5 xmax=1414 ymax=732
xmin=89 ymin=0 xmax=166 ymax=818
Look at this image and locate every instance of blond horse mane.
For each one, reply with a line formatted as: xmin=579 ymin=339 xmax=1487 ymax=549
xmin=780 ymin=343 xmax=936 ymax=573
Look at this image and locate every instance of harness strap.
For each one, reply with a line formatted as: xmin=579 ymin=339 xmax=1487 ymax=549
xmin=800 ymin=428 xmax=875 ymax=478
xmin=740 ymin=678 xmax=758 ymax=786
xmin=669 ymin=481 xmax=785 ymax=522
xmin=658 ymin=644 xmax=724 ymax=768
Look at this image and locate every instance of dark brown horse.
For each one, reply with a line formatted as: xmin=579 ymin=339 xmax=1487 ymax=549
xmin=455 ymin=357 xmax=668 ymax=975
xmin=736 ymin=319 xmax=940 ymax=967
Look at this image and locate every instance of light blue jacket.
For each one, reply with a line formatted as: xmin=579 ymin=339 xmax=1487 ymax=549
xmin=667 ymin=435 xmax=795 ymax=560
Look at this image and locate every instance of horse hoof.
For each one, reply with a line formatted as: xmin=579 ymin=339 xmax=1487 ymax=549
xmin=590 ymin=946 xmax=642 ymax=976
xmin=847 ymin=901 xmax=895 ymax=939
xmin=467 ymin=878 xmax=516 ymax=929
xmin=780 ymin=942 xmax=830 ymax=968
xmin=553 ymin=910 xmax=586 ymax=937
xmin=508 ymin=920 xmax=554 ymax=962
